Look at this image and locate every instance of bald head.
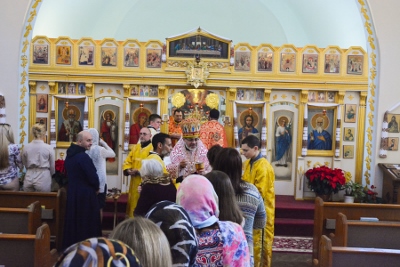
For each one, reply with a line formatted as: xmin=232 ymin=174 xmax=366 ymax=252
xmin=76 ymin=130 xmax=93 ymax=150
xmin=139 ymin=127 xmax=151 ymax=143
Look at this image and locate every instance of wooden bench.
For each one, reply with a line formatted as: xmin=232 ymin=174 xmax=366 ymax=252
xmin=0 ymin=201 xmax=41 ymax=235
xmin=313 ymin=197 xmax=400 ymax=259
xmin=333 ymin=212 xmax=400 ymax=249
xmin=0 ymin=224 xmax=58 ymax=267
xmin=316 ymin=235 xmax=400 ymax=267
xmin=0 ymin=188 xmax=66 ymax=251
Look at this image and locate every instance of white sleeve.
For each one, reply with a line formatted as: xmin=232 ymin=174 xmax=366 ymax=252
xmin=100 ymin=142 xmax=116 ymax=158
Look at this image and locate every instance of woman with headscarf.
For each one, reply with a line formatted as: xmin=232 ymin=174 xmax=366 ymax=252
xmin=145 ymin=201 xmax=198 ymax=267
xmin=0 ymin=124 xmax=23 ymax=191
xmin=22 ymin=123 xmax=55 ymax=192
xmin=176 ymin=174 xmax=250 ymax=267
xmin=86 ymin=128 xmax=116 ymax=219
xmin=134 ymin=159 xmax=176 ymax=217
xmin=55 ymin=237 xmax=142 ymax=267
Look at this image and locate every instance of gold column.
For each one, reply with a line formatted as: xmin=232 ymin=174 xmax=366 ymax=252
xmin=28 ymin=81 xmax=37 ymax=143
xmin=158 ymin=85 xmax=168 ymax=133
xmin=122 ymin=84 xmax=131 ymax=98
xmin=297 ymin=90 xmax=308 ymax=157
xmin=355 ymin=92 xmax=367 ymax=183
xmin=86 ymin=83 xmax=94 ymax=128
xmin=227 ymin=87 xmax=236 ymax=147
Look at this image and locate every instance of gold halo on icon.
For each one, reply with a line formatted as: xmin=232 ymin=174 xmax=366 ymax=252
xmin=62 ymin=105 xmax=81 ymax=121
xmin=102 ymin=110 xmax=116 ymax=121
xmin=311 ymin=114 xmax=330 ymax=130
xmin=132 ymin=107 xmax=151 ymax=125
xmin=240 ymin=110 xmax=259 ymax=128
xmin=277 ymin=116 xmax=290 ymax=126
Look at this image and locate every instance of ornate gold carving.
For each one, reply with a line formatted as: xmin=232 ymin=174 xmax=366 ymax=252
xmin=307 ymin=161 xmax=311 ymax=168
xmin=39 ymin=84 xmax=46 ymax=91
xmin=205 ymin=93 xmax=219 ymax=109
xmin=48 ymin=82 xmax=55 ymax=94
xmin=21 ymin=55 xmax=28 ymax=68
xmin=107 ymin=88 xmax=113 ymax=94
xmin=185 ymin=58 xmax=209 ymax=88
xmin=172 ymin=92 xmax=185 ymax=108
xmin=359 ymin=92 xmax=367 ymax=106
xmin=347 ymin=94 xmax=354 ymax=101
xmin=85 ymin=83 xmax=93 ymax=94
xmin=116 ymin=89 xmax=121 ymax=95
xmin=123 ymin=84 xmax=130 ymax=96
xmin=281 ymin=94 xmax=287 ymax=99
xmin=264 ymin=89 xmax=271 ymax=102
xmin=99 ymin=88 xmax=104 ymax=94
xmin=292 ymin=95 xmax=297 ymax=101
xmin=273 ymin=95 xmax=277 ymax=101
xmin=301 ymin=90 xmax=309 ymax=104
xmin=29 ymin=81 xmax=37 ymax=93
xmin=337 ymin=91 xmax=345 ymax=104
xmin=167 ymin=61 xmax=189 ymax=68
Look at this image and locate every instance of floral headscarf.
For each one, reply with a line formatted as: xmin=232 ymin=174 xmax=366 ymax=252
xmin=176 ymin=174 xmax=219 ymax=228
xmin=145 ymin=201 xmax=198 ymax=267
xmin=55 ymin=237 xmax=141 ymax=267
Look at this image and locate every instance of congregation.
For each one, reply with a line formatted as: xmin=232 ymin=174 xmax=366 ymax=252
xmin=0 ymin=108 xmax=275 ymax=267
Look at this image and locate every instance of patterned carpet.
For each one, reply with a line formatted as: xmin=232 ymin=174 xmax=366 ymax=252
xmin=272 ymin=236 xmax=313 ymax=253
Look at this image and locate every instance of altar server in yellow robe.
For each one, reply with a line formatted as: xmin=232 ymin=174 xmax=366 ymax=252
xmin=122 ymin=127 xmax=153 ymax=217
xmin=241 ymin=135 xmax=275 ymax=267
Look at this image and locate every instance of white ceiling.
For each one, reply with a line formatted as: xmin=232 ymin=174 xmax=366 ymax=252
xmin=33 ymin=0 xmax=366 ymax=49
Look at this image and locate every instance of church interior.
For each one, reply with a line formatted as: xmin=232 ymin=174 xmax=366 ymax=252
xmin=2 ymin=1 xmax=400 ymax=266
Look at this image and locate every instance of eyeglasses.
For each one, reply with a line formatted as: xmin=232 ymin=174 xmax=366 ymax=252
xmin=184 ymin=138 xmax=199 ymax=143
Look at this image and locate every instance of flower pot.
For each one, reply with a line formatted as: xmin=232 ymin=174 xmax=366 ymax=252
xmin=316 ymin=193 xmax=333 ymax=202
xmin=344 ymin=195 xmax=355 ymax=203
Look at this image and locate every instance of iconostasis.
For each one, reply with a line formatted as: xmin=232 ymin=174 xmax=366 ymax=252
xmin=28 ymin=28 xmax=368 ymax=197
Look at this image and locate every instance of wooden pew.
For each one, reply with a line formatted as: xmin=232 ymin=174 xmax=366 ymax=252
xmin=316 ymin=235 xmax=400 ymax=267
xmin=333 ymin=212 xmax=400 ymax=248
xmin=313 ymin=197 xmax=400 ymax=259
xmin=0 ymin=201 xmax=41 ymax=234
xmin=0 ymin=188 xmax=66 ymax=251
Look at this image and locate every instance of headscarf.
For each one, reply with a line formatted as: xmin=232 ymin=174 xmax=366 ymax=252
xmin=55 ymin=237 xmax=141 ymax=267
xmin=86 ymin=128 xmax=101 ymax=161
xmin=176 ymin=174 xmax=219 ymax=228
xmin=145 ymin=201 xmax=198 ymax=267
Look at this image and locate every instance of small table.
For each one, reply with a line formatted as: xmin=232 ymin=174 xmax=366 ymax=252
xmin=106 ymin=188 xmax=121 ymax=229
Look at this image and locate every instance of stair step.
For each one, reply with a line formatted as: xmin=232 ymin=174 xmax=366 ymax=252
xmin=275 ymin=218 xmax=314 ymax=237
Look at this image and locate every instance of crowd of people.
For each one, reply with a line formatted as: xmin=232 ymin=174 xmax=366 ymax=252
xmin=0 ymin=107 xmax=276 ymax=267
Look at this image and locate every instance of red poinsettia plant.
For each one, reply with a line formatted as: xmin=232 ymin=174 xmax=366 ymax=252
xmin=305 ymin=165 xmax=346 ymax=195
xmin=53 ymin=159 xmax=68 ymax=187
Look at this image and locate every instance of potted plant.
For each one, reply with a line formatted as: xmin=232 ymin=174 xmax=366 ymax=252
xmin=344 ymin=180 xmax=365 ymax=203
xmin=305 ymin=165 xmax=346 ymax=201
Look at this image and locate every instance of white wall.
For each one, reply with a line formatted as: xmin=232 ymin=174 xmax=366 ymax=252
xmin=0 ymin=0 xmax=30 ymax=132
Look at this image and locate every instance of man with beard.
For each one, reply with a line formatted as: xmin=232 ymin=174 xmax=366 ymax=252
xmin=238 ymin=114 xmax=259 ymax=142
xmin=308 ymin=117 xmax=332 ymax=150
xmin=167 ymin=117 xmax=211 ymax=180
xmin=122 ymin=127 xmax=153 ymax=217
xmin=168 ymin=109 xmax=183 ymax=147
xmin=147 ymin=132 xmax=172 ymax=174
xmin=58 ymin=109 xmax=83 ymax=142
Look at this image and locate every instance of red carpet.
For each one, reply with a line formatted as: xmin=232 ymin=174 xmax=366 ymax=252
xmin=275 ymin=195 xmax=315 ymax=237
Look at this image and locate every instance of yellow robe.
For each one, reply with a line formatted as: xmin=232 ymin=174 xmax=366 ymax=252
xmin=146 ymin=153 xmax=168 ymax=175
xmin=243 ymin=156 xmax=275 ymax=267
xmin=122 ymin=143 xmax=153 ymax=217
